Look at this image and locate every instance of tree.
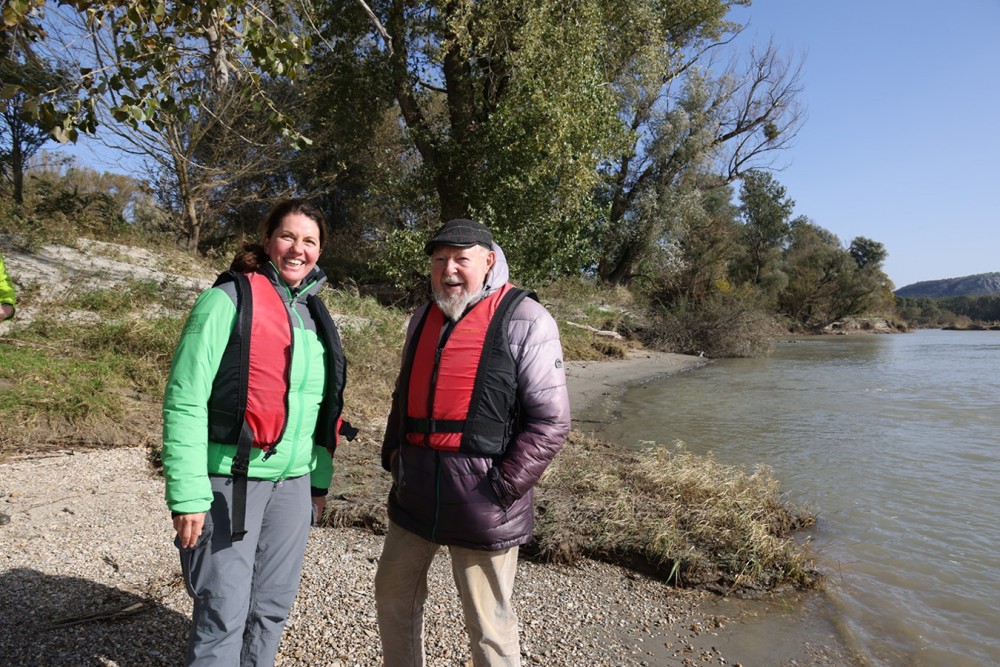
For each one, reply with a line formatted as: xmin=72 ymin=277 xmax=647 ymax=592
xmin=778 ymin=222 xmax=894 ymax=327
xmin=26 ymin=154 xmax=165 ymax=237
xmin=3 ymin=0 xmax=391 ymax=249
xmin=778 ymin=218 xmax=848 ymax=325
xmin=837 ymin=235 xmax=893 ymax=317
xmin=657 ymin=178 xmax=742 ymax=303
xmin=22 ymin=2 xmax=329 ymax=250
xmin=596 ymin=37 xmax=804 ymax=286
xmin=732 ymin=169 xmax=793 ymax=290
xmin=848 ymin=236 xmax=887 ymax=269
xmin=2 ymin=0 xmax=318 ymax=142
xmin=368 ymin=0 xmax=624 ymax=280
xmin=0 ymin=33 xmax=69 ymax=208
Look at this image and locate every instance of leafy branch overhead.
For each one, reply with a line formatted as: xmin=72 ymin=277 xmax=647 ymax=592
xmin=1 ymin=0 xmax=386 ymax=145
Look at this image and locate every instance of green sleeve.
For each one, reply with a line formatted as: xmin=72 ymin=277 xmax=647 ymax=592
xmin=162 ymin=288 xmax=236 ymax=514
xmin=0 ymin=253 xmax=15 ymax=313
xmin=311 ymin=446 xmax=334 ymax=491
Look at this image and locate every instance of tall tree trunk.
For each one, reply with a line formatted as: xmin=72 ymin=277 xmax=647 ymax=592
xmin=386 ymin=0 xmax=474 ymax=223
xmin=173 ymin=153 xmax=200 ymax=251
xmin=184 ymin=197 xmax=200 ymax=252
xmin=11 ymin=141 xmax=24 ymax=209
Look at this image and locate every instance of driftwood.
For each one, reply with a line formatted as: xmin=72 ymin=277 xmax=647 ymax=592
xmin=565 ymin=321 xmax=623 ymax=340
xmin=44 ymin=601 xmax=149 ymax=630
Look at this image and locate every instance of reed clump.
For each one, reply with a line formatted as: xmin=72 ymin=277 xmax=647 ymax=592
xmin=530 ymin=432 xmax=819 ymax=594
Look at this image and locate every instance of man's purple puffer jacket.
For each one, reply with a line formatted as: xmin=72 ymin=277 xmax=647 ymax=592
xmin=380 ymin=244 xmax=571 ymax=550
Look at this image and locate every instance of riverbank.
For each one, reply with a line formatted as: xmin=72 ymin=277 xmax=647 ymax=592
xmin=0 ymin=348 xmax=862 ymax=666
xmin=565 ymin=348 xmax=709 ymax=417
xmin=563 ymin=350 xmax=865 ymax=666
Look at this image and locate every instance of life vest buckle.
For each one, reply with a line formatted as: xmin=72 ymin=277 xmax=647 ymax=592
xmin=231 ymin=453 xmax=250 ymax=476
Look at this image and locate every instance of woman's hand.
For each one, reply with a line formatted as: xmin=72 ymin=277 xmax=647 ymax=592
xmin=173 ymin=512 xmax=206 ymax=549
xmin=311 ymin=495 xmax=326 ymax=525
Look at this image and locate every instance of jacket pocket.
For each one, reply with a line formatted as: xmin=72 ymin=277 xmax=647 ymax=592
xmin=487 ymin=466 xmax=512 ymax=511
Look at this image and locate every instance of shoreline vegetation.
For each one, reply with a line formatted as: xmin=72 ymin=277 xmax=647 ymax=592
xmin=1 ymin=234 xmax=820 ymax=596
xmin=0 ymin=234 xmax=867 ymax=664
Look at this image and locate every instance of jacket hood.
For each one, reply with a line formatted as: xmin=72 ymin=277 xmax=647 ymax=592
xmin=482 ymin=241 xmax=510 ymax=296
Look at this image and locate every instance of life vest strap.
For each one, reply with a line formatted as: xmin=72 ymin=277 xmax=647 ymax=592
xmin=230 ymin=420 xmax=255 ymax=542
xmin=405 ymin=416 xmax=508 ymax=438
xmin=406 ymin=417 xmax=465 ymax=434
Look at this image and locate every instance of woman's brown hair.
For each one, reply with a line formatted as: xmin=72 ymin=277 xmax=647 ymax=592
xmin=230 ymin=199 xmax=329 ymax=272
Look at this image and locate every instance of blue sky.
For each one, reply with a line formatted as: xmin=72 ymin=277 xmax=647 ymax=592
xmin=58 ymin=1 xmax=999 ymax=289
xmin=727 ymin=0 xmax=1000 ymax=288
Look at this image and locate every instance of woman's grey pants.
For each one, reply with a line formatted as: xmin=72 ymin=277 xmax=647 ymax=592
xmin=178 ymin=474 xmax=311 ymax=667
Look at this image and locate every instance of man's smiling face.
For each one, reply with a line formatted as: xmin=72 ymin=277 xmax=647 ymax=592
xmin=429 ymin=244 xmax=495 ymax=320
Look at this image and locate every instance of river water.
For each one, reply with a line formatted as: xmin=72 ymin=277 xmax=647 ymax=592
xmin=597 ymin=329 xmax=1000 ymax=666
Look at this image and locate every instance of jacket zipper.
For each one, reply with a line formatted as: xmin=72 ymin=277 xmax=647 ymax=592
xmin=428 ymin=319 xmax=456 ymax=539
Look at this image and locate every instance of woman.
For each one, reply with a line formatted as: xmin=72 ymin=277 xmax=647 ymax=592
xmin=162 ymin=199 xmax=349 ymax=666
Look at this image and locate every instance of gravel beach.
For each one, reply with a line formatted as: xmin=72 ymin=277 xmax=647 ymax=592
xmin=0 ymin=351 xmax=862 ymax=666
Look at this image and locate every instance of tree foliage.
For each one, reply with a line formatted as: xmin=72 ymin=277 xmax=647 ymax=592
xmin=0 ymin=31 xmax=70 ymax=207
xmin=0 ymin=0 xmax=897 ymax=351
xmin=596 ymin=35 xmax=804 ymax=286
xmin=362 ymin=0 xmax=626 ymax=281
xmin=2 ymin=0 xmax=315 ymax=143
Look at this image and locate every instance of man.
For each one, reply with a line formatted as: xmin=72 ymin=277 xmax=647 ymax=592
xmin=375 ymin=218 xmax=571 ymax=666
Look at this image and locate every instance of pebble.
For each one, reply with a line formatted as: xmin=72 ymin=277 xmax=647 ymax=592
xmin=0 ymin=448 xmax=734 ymax=666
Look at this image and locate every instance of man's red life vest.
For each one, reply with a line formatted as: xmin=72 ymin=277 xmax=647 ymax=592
xmin=402 ymin=284 xmax=533 ymax=455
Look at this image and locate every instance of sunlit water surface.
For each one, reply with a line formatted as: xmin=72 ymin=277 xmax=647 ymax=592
xmin=598 ymin=329 xmax=1000 ymax=666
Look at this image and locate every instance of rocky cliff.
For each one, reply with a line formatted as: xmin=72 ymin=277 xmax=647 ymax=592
xmin=894 ymin=272 xmax=1000 ymax=298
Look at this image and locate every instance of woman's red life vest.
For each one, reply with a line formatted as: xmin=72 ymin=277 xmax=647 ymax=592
xmin=207 ymin=269 xmax=347 ymax=455
xmin=402 ymin=284 xmax=532 ymax=454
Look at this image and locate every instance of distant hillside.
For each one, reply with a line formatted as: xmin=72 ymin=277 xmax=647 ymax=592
xmin=895 ymin=272 xmax=1000 ymax=298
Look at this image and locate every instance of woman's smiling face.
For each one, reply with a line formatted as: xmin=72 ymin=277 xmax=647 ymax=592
xmin=263 ymin=212 xmax=322 ymax=286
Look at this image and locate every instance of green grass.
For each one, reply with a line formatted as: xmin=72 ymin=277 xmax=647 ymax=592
xmin=0 ymin=343 xmax=121 ymax=419
xmin=319 ymin=288 xmax=409 ymax=424
xmin=0 ymin=315 xmax=183 ymax=426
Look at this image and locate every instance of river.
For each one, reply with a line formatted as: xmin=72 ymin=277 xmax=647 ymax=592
xmin=597 ymin=329 xmax=1000 ymax=667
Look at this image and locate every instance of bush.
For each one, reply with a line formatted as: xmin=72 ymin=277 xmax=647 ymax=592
xmin=650 ymin=290 xmax=776 ymax=358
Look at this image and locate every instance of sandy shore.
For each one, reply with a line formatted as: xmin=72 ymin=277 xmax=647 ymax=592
xmin=564 ymin=349 xmax=709 ymax=418
xmin=0 ymin=349 xmax=862 ymax=666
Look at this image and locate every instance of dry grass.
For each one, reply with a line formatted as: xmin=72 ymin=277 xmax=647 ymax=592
xmin=530 ymin=433 xmax=819 ymax=595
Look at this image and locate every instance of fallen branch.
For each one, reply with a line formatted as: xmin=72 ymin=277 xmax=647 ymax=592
xmin=565 ymin=321 xmax=623 ymax=340
xmin=44 ymin=601 xmax=149 ymax=630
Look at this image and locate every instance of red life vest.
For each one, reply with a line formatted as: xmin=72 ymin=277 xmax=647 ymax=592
xmin=207 ymin=268 xmax=349 ymax=455
xmin=241 ymin=270 xmax=292 ymax=449
xmin=403 ymin=284 xmax=531 ymax=454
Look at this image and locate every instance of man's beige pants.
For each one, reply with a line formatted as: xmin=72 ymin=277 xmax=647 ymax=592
xmin=374 ymin=520 xmax=521 ymax=667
